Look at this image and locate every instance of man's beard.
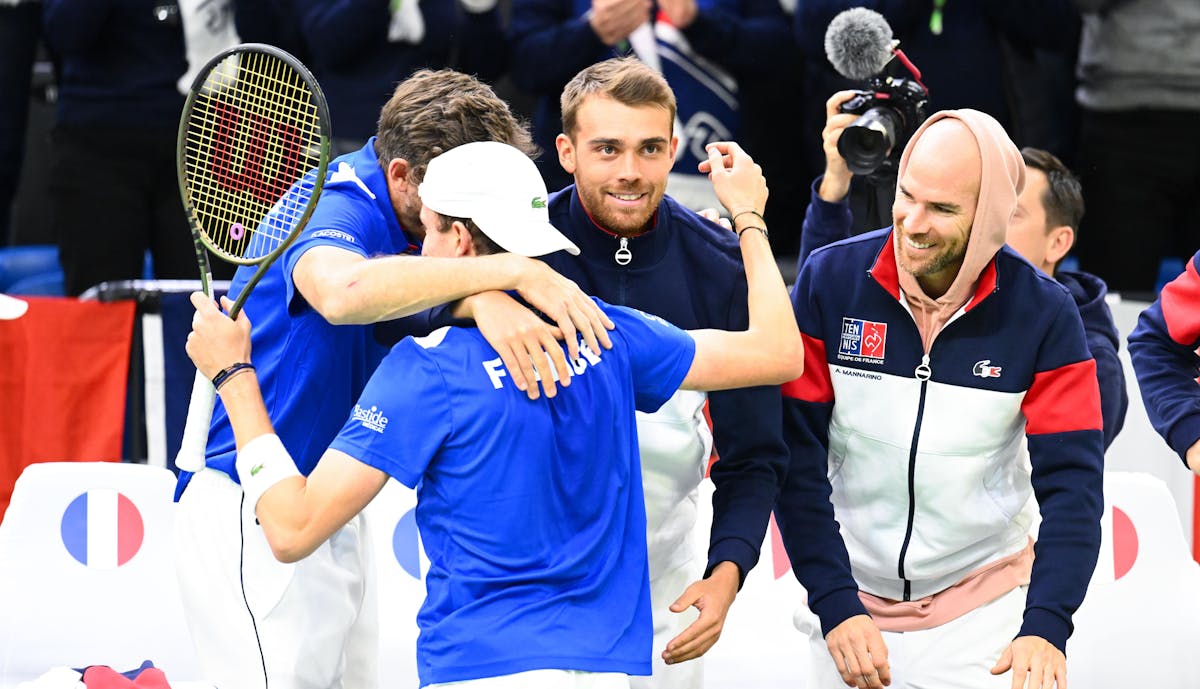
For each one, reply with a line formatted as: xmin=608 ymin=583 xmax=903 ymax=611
xmin=579 ymin=185 xmax=657 ymax=236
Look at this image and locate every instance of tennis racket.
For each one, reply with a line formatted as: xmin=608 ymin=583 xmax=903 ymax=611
xmin=174 ymin=43 xmax=332 ymax=473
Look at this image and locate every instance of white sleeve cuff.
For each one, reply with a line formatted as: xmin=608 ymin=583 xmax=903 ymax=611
xmin=235 ymin=434 xmax=302 ymax=509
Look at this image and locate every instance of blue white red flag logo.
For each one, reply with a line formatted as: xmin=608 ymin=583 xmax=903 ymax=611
xmin=60 ymin=489 xmax=144 ymax=569
xmin=839 ymin=317 xmax=887 ymax=361
xmin=973 ymin=360 xmax=1003 ymax=378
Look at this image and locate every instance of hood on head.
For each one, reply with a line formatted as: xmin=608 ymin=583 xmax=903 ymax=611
xmin=892 ymin=109 xmax=1024 ymax=353
xmin=891 ymin=110 xmax=1025 ymax=358
xmin=895 ymin=109 xmax=1025 ymax=306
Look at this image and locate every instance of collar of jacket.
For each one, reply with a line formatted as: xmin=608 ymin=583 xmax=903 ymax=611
xmin=567 ymin=187 xmax=675 ymax=268
xmin=868 ymin=228 xmax=1000 ymax=314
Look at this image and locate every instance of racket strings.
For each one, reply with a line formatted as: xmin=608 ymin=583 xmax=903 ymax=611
xmin=182 ymin=49 xmax=326 ymax=263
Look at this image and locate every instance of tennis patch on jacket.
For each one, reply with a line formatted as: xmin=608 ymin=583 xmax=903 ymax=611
xmin=838 ymin=317 xmax=887 ymax=363
xmin=60 ymin=489 xmax=144 ymax=569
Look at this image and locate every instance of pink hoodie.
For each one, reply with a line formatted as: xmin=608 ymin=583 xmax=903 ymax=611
xmin=893 ymin=109 xmax=1026 ymax=353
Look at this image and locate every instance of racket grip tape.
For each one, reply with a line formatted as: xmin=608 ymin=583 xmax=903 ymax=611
xmin=175 ymin=369 xmax=217 ymax=473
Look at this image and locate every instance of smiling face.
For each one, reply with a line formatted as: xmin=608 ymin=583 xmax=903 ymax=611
xmin=555 ymin=95 xmax=677 ymax=237
xmin=892 ymin=119 xmax=981 ymax=297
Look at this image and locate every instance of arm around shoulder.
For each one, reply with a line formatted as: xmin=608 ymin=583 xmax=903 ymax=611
xmin=293 ymin=244 xmax=534 ymax=325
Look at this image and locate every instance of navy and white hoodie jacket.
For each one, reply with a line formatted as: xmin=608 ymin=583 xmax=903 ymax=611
xmin=797 ymin=176 xmax=1129 ymax=449
xmin=1128 ymin=251 xmax=1200 ymax=462
xmin=777 ymin=228 xmax=1105 ymax=653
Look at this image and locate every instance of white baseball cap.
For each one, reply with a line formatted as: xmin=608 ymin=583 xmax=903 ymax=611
xmin=418 ymin=141 xmax=580 ymax=257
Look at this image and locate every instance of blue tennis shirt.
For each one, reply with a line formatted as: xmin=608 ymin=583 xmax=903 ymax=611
xmin=188 ymin=139 xmax=416 ymax=489
xmin=330 ymin=300 xmax=696 ymax=686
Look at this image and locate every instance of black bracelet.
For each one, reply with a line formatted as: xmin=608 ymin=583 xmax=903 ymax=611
xmin=212 ymin=362 xmax=255 ymax=391
xmin=737 ymin=225 xmax=769 ymax=239
xmin=732 ymin=209 xmax=766 ymax=226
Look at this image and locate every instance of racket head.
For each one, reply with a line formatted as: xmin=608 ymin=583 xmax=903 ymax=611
xmin=177 ymin=43 xmax=332 ymax=269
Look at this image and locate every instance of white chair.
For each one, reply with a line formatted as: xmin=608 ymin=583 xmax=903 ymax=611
xmin=1067 ymin=471 xmax=1200 ymax=687
xmin=0 ymin=462 xmax=205 ymax=687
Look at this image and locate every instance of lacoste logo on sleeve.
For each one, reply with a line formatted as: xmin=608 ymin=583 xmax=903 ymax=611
xmin=250 ymin=463 xmax=265 ymax=477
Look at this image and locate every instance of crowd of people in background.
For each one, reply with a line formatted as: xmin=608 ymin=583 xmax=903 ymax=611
xmin=1 ymin=0 xmax=1196 ymax=297
xmin=2 ymin=2 xmax=1200 ymax=689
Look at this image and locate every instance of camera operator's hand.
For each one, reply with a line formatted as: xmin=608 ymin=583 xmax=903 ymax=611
xmin=820 ymin=90 xmax=862 ymax=204
xmin=588 ymin=0 xmax=652 ymax=46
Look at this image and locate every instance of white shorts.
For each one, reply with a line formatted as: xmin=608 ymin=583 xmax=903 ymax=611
xmin=803 ymin=586 xmax=1027 ymax=689
xmin=427 ymin=669 xmax=630 ymax=689
xmin=174 ymin=468 xmax=378 ymax=689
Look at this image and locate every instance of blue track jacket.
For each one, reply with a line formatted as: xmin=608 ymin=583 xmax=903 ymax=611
xmin=1128 ymin=251 xmax=1200 ymax=463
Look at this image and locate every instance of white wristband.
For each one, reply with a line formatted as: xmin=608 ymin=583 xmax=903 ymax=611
xmin=236 ymin=434 xmax=301 ymax=509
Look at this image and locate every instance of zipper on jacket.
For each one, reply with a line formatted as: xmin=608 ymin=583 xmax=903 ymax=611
xmin=897 ymin=353 xmax=932 ymax=600
xmin=615 ymin=237 xmax=632 ymax=266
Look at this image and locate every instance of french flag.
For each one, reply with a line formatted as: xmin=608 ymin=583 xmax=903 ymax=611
xmin=60 ymin=489 xmax=144 ymax=569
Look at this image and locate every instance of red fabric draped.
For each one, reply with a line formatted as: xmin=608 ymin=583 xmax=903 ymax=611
xmin=0 ymin=298 xmax=135 ymax=522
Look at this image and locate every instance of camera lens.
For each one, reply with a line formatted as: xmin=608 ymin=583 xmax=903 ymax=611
xmin=838 ymin=107 xmax=902 ymax=175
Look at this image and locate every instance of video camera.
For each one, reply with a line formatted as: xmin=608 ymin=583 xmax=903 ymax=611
xmin=826 ymin=8 xmax=929 ymax=177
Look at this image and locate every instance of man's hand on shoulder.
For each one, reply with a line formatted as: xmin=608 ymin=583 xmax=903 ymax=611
xmin=991 ymin=635 xmax=1066 ymax=689
xmin=825 ymin=614 xmax=891 ymax=688
xmin=460 ymin=291 xmax=570 ymax=400
xmin=696 ymin=207 xmax=732 ymax=230
xmin=508 ymin=256 xmax=614 ymax=360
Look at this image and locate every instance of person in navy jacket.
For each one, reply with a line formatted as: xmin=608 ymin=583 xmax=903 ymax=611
xmin=536 ymin=58 xmax=790 ymax=689
xmin=507 ymin=0 xmax=795 ymax=201
xmin=1129 ymin=251 xmax=1200 ymax=473
xmin=779 ymin=109 xmax=1103 ymax=689
xmin=1005 ymin=147 xmax=1127 ymax=449
xmin=800 ymin=91 xmax=1127 ymax=451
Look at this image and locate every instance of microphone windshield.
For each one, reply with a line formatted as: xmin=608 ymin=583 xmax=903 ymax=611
xmin=824 ymin=8 xmax=894 ymax=81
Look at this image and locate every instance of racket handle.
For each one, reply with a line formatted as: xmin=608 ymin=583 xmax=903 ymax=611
xmin=175 ymin=369 xmax=217 ymax=473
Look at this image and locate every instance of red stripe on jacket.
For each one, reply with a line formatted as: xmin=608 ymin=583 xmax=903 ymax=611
xmin=782 ymin=334 xmax=833 ymax=403
xmin=1161 ymin=257 xmax=1200 ymax=346
xmin=1022 ymin=359 xmax=1103 ymax=435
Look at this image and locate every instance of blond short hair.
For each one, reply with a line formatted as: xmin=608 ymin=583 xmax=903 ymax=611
xmin=559 ymin=57 xmax=676 ymax=138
